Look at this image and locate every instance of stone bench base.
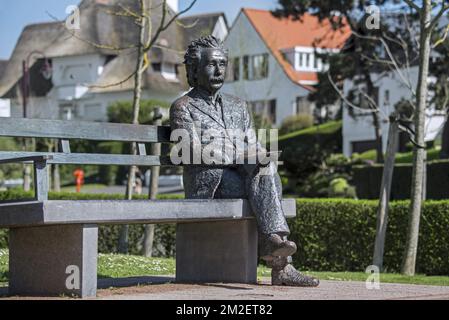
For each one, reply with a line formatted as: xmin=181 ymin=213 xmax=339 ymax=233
xmin=9 ymin=224 xmax=98 ymax=298
xmin=176 ymin=220 xmax=258 ymax=284
xmin=2 ymin=199 xmax=296 ymax=298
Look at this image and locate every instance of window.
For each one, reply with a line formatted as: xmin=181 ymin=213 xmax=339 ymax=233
xmin=304 ymin=53 xmax=310 ymax=68
xmin=152 ymin=63 xmax=161 ymax=72
xmin=226 ymin=57 xmax=240 ymax=82
xmin=249 ymin=99 xmax=277 ymax=125
xmin=269 ymin=100 xmax=277 ymax=124
xmin=252 ymin=54 xmax=269 ymax=79
xmin=296 ymin=97 xmax=311 ymax=115
xmin=59 ymin=103 xmax=76 ymax=121
xmin=314 ymin=56 xmax=320 ymax=69
xmin=233 ymin=57 xmax=240 ymax=81
xmin=296 ymin=51 xmax=326 ymax=71
xmin=243 ymin=56 xmax=250 ymax=80
xmin=242 ymin=54 xmax=269 ymax=81
xmin=161 ymin=63 xmax=178 ymax=81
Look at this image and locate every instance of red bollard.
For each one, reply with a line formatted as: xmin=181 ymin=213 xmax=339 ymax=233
xmin=73 ymin=169 xmax=85 ymax=193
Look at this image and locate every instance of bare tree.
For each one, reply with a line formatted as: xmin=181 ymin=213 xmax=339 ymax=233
xmin=401 ymin=0 xmax=449 ymax=276
xmin=61 ymin=0 xmax=197 ymax=254
xmin=114 ymin=0 xmax=197 ymax=254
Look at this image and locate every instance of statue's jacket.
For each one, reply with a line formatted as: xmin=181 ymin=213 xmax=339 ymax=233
xmin=170 ymin=88 xmax=262 ymax=199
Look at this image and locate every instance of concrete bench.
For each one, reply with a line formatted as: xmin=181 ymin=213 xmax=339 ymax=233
xmin=0 ymin=117 xmax=296 ymax=298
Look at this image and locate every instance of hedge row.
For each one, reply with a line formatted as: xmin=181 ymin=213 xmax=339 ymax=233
xmin=278 ymin=121 xmax=342 ymax=180
xmin=291 ymin=199 xmax=449 ymax=275
xmin=353 ymin=160 xmax=449 ymax=200
xmin=2 ymin=191 xmax=449 ymax=275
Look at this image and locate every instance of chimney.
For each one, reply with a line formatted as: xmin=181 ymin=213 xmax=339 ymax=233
xmin=167 ymin=0 xmax=179 ymax=12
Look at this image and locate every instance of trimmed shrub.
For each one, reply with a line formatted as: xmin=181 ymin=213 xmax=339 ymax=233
xmin=278 ymin=121 xmax=342 ymax=180
xmin=353 ymin=160 xmax=449 ymax=200
xmin=290 ymin=199 xmax=449 ymax=275
xmin=279 ymin=113 xmax=314 ymax=136
xmin=3 ymin=190 xmax=449 ymax=275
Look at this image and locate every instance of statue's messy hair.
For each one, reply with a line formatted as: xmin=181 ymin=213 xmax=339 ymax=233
xmin=184 ymin=35 xmax=228 ymax=88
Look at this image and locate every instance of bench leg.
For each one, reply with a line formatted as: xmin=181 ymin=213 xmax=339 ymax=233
xmin=176 ymin=220 xmax=258 ymax=284
xmin=9 ymin=224 xmax=98 ymax=298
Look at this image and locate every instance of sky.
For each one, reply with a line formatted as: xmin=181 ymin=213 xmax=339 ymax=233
xmin=0 ymin=0 xmax=278 ymax=60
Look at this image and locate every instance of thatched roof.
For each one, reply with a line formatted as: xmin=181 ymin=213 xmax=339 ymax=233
xmin=179 ymin=12 xmax=228 ymax=49
xmin=0 ymin=21 xmax=63 ymax=97
xmin=0 ymin=0 xmax=191 ymax=97
xmin=89 ymin=49 xmax=187 ymax=94
xmin=0 ymin=60 xmax=8 ymax=78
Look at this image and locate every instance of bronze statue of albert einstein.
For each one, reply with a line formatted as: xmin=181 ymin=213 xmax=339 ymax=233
xmin=170 ymin=35 xmax=319 ymax=287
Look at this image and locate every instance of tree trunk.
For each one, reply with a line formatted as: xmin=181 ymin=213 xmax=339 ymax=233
xmin=52 ymin=139 xmax=61 ymax=192
xmin=373 ymin=118 xmax=398 ymax=269
xmin=372 ymin=113 xmax=384 ymax=163
xmin=142 ymin=108 xmax=163 ymax=257
xmin=401 ymin=1 xmax=432 ymax=276
xmin=118 ymin=2 xmax=147 ymax=254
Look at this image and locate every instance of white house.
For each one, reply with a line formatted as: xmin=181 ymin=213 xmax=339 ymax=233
xmin=343 ymin=66 xmax=446 ymax=156
xmin=0 ymin=0 xmax=228 ymax=122
xmin=222 ymin=8 xmax=351 ymax=127
xmin=0 ymin=99 xmax=10 ymax=118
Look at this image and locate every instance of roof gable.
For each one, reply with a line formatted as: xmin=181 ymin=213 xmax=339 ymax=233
xmin=241 ymin=8 xmax=351 ymax=88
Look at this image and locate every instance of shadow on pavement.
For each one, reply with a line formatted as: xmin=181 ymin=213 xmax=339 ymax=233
xmin=98 ymin=276 xmax=175 ymax=289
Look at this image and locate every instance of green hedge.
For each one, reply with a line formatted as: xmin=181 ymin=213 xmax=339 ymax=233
xmin=2 ymin=191 xmax=449 ymax=275
xmin=353 ymin=160 xmax=449 ymax=200
xmin=278 ymin=121 xmax=342 ymax=180
xmin=291 ymin=199 xmax=449 ymax=275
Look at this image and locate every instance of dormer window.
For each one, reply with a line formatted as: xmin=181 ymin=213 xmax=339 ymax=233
xmin=296 ymin=50 xmax=322 ymax=71
xmin=282 ymin=46 xmax=332 ymax=73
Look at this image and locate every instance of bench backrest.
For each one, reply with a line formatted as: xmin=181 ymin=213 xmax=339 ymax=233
xmin=0 ymin=117 xmax=173 ymax=167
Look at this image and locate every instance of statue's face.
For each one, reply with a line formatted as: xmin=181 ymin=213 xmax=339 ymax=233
xmin=196 ymin=48 xmax=227 ymax=94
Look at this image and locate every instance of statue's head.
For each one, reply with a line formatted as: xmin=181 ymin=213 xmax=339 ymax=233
xmin=184 ymin=35 xmax=229 ymax=94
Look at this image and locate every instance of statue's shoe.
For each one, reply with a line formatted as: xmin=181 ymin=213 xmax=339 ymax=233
xmin=272 ymin=264 xmax=320 ymax=287
xmin=260 ymin=234 xmax=297 ymax=260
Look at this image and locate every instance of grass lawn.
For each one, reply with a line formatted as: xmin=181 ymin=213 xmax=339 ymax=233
xmin=353 ymin=148 xmax=440 ymax=164
xmin=60 ymin=184 xmax=108 ymax=193
xmin=1 ymin=249 xmax=449 ymax=287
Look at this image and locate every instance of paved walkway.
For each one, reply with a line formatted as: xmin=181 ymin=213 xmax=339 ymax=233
xmin=94 ymin=276 xmax=449 ymax=300
xmin=2 ymin=276 xmax=449 ymax=300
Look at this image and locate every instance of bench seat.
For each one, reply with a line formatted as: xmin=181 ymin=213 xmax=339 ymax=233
xmin=1 ymin=199 xmax=297 ymax=298
xmin=0 ymin=199 xmax=296 ymax=227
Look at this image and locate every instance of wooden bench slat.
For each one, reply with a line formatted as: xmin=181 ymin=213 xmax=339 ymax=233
xmin=0 ymin=118 xmax=171 ymax=143
xmin=0 ymin=155 xmax=53 ymax=164
xmin=0 ymin=199 xmax=297 ymax=228
xmin=0 ymin=151 xmax=171 ymax=166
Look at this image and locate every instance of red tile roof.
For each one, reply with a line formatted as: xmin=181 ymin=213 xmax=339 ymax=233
xmin=243 ymin=8 xmax=351 ymax=89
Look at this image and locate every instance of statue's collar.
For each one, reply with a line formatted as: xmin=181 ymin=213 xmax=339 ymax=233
xmin=193 ymin=87 xmax=222 ymax=106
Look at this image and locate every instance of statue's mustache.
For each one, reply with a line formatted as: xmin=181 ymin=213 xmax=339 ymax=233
xmin=210 ymin=77 xmax=224 ymax=83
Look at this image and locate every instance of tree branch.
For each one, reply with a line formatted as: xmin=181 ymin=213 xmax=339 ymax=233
xmin=326 ymin=72 xmax=384 ymax=118
xmin=403 ymin=0 xmax=421 ymax=12
xmin=144 ymin=0 xmax=198 ymax=51
xmin=430 ymin=1 xmax=449 ymax=32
